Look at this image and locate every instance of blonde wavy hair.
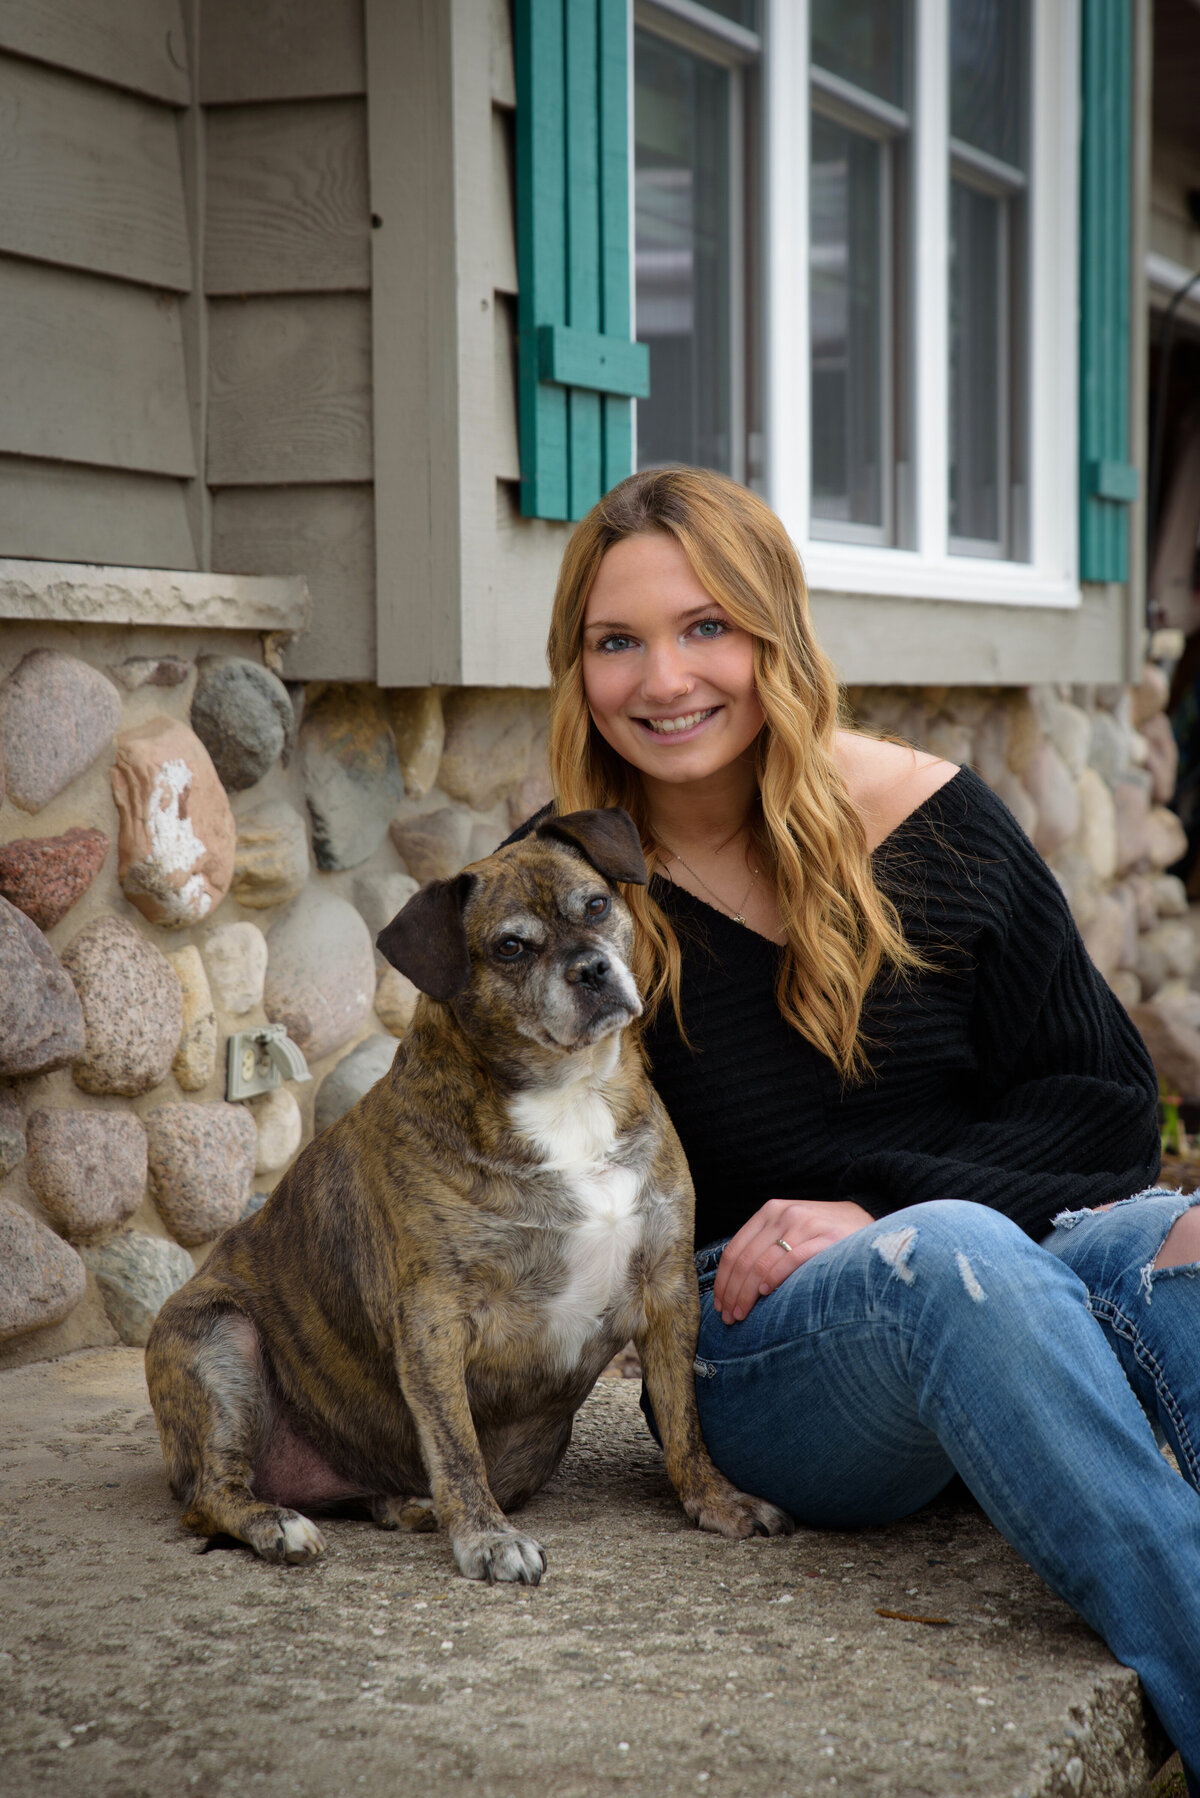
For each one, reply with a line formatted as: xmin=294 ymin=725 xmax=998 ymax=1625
xmin=546 ymin=466 xmax=921 ymax=1079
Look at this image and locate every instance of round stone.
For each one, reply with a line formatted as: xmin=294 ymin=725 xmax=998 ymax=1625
xmin=61 ymin=916 xmax=182 ymax=1097
xmin=202 ymin=921 xmax=268 ymax=1016
xmin=109 ymin=655 xmax=191 ymax=690
xmin=0 ymin=827 xmax=110 ymax=931
xmin=80 ymin=1230 xmax=195 ymax=1346
xmin=232 ymin=799 xmax=310 ymax=909
xmin=0 ymin=649 xmax=121 ymax=813
xmin=314 ymin=1035 xmax=397 ymax=1134
xmin=190 ymin=655 xmax=295 ymax=791
xmin=110 ymin=716 xmax=237 ymax=927
xmin=1147 ymin=805 xmax=1187 ymax=873
xmin=0 ymin=1093 xmax=27 ymax=1180
xmin=0 ymin=896 xmax=87 ymax=1080
xmin=387 ymin=687 xmax=444 ymax=799
xmin=438 ymin=689 xmax=535 ymax=812
xmin=247 ymin=1086 xmax=303 ymax=1174
xmin=1081 ymin=893 xmax=1126 ymax=983
xmin=1130 ymin=662 xmax=1170 ymax=729
xmin=264 ymin=889 xmax=375 ymax=1063
xmin=389 ymin=806 xmax=473 ymax=882
xmin=1073 ymin=768 xmax=1118 ymax=885
xmin=375 ymin=966 xmax=420 ymax=1036
xmin=1024 ymin=742 xmax=1080 ymax=860
xmin=1113 ymin=778 xmax=1153 ymax=874
xmin=353 ymin=870 xmax=420 ymax=955
xmin=168 ymin=945 xmax=218 ymax=1092
xmin=25 ymin=1109 xmax=147 ymax=1241
xmin=146 ymin=1102 xmax=258 ymax=1246
xmin=300 ymin=685 xmax=405 ymax=871
xmin=0 ymin=1198 xmax=86 ymax=1343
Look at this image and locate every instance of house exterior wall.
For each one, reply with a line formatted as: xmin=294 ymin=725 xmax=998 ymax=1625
xmin=0 ymin=1 xmax=1185 ymax=1367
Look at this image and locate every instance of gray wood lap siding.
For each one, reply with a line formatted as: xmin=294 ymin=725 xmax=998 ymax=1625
xmin=0 ymin=0 xmax=198 ymax=572
xmin=0 ymin=0 xmax=378 ymax=680
xmin=0 ymin=0 xmax=571 ymax=687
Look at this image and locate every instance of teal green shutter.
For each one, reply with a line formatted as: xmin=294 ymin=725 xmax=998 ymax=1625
xmin=514 ymin=0 xmax=649 ymax=522
xmin=1078 ymin=0 xmax=1137 ymax=583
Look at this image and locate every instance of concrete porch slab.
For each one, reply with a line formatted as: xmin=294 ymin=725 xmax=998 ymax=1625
xmin=0 ymin=1348 xmax=1170 ymax=1798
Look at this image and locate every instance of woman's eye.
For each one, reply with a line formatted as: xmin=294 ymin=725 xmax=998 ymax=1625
xmin=494 ymin=937 xmax=524 ymax=960
xmin=585 ymin=895 xmax=610 ymax=919
xmin=693 ymin=618 xmax=727 ymax=639
xmin=596 ymin=634 xmax=635 ymax=653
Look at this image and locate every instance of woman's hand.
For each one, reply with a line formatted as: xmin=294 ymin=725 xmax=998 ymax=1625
xmin=712 ymin=1199 xmax=875 ymax=1325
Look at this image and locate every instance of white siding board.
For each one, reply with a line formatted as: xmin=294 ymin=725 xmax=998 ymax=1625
xmin=0 ymin=257 xmax=195 ymax=475
xmin=0 ymin=457 xmax=196 ymax=567
xmin=205 ymin=99 xmax=371 ymax=295
xmin=200 ymin=0 xmax=364 ymax=104
xmin=0 ymin=0 xmax=189 ymax=105
xmin=212 ymin=484 xmax=375 ymax=681
xmin=207 ymin=295 xmax=372 ymax=485
xmin=0 ymin=56 xmax=191 ymax=291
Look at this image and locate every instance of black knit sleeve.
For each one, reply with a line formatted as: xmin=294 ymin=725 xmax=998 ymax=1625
xmin=837 ymin=794 xmax=1161 ymax=1242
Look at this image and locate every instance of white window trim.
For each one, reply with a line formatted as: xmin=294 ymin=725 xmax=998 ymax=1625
xmin=764 ymin=0 xmax=1081 ymax=611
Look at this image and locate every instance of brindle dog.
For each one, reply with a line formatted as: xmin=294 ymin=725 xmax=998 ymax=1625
xmin=145 ymin=808 xmax=792 ymax=1583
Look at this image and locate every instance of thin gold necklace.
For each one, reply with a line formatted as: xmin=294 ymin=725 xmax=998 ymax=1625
xmin=656 ymin=841 xmax=759 ymax=926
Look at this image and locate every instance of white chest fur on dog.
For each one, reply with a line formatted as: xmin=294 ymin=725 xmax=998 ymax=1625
xmin=508 ymin=1044 xmax=645 ymax=1367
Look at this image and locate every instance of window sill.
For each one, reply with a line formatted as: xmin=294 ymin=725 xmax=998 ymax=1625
xmin=0 ymin=559 xmax=310 ymax=635
xmin=800 ymin=541 xmax=1080 ymax=610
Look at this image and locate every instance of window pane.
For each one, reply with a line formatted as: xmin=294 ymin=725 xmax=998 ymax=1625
xmin=634 ymin=32 xmax=732 ymax=473
xmin=810 ymin=115 xmax=884 ymax=530
xmin=811 ymin=0 xmax=905 ymax=106
xmin=948 ymin=180 xmax=1002 ymax=546
xmin=950 ymin=0 xmax=1024 ymax=167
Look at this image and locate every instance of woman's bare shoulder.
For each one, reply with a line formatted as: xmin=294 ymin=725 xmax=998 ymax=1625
xmin=833 ymin=731 xmax=960 ymax=853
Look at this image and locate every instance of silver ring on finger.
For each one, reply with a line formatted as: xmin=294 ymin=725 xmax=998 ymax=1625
xmin=774 ymin=1237 xmax=792 ymax=1253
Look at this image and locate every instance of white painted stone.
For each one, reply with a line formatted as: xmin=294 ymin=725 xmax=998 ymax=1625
xmin=203 ymin=922 xmax=268 ymax=1016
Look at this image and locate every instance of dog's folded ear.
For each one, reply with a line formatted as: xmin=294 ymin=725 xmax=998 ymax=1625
xmin=535 ymin=808 xmax=648 ymax=886
xmin=376 ymin=873 xmax=474 ymax=1002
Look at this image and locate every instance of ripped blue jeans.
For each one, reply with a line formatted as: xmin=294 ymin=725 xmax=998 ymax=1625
xmin=671 ymin=1193 xmax=1200 ymax=1775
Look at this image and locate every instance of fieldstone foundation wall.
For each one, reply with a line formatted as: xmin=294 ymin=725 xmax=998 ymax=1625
xmin=0 ymin=619 xmax=1188 ymax=1367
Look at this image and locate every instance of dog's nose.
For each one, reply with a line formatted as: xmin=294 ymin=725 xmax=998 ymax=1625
xmin=565 ymin=953 xmax=610 ymax=991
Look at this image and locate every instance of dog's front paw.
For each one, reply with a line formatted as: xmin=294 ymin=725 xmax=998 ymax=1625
xmin=685 ymin=1488 xmax=794 ymax=1541
xmin=243 ymin=1507 xmax=328 ymax=1564
xmin=452 ymin=1526 xmax=547 ymax=1585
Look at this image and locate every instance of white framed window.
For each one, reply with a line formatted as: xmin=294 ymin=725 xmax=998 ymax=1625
xmin=766 ymin=0 xmax=1080 ymax=609
xmin=632 ymin=0 xmax=761 ymax=483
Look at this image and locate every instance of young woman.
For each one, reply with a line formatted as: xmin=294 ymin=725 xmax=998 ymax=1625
xmin=518 ymin=466 xmax=1200 ymax=1778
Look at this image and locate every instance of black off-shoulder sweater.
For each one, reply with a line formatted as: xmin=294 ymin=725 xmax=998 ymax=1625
xmin=508 ymin=767 xmax=1160 ymax=1247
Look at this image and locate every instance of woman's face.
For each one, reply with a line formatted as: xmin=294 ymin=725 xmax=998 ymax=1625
xmin=581 ymin=531 xmax=765 ymax=788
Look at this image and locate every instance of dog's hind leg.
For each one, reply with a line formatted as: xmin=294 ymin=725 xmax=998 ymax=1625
xmin=145 ymin=1308 xmax=326 ymax=1566
xmin=370 ymin=1495 xmax=438 ymax=1533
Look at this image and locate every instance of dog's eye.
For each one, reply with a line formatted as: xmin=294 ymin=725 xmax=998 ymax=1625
xmin=494 ymin=936 xmax=525 ymax=960
xmin=585 ymin=896 xmax=610 ymax=919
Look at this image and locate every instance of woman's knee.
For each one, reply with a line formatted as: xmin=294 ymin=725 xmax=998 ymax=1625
xmin=1154 ymin=1203 xmax=1200 ymax=1271
xmin=864 ymin=1200 xmax=1073 ymax=1309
